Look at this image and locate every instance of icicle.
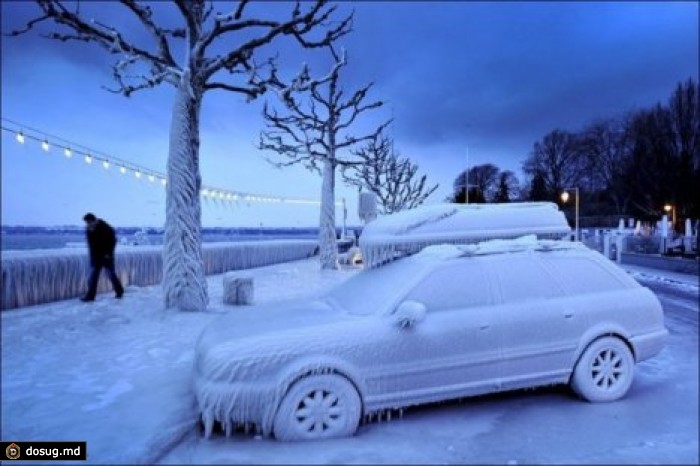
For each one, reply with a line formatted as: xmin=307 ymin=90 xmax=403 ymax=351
xmin=387 ymin=410 xmax=392 ymax=422
xmin=203 ymin=415 xmax=214 ymax=439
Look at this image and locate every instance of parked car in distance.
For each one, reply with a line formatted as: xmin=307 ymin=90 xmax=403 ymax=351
xmin=194 ymin=236 xmax=668 ymax=441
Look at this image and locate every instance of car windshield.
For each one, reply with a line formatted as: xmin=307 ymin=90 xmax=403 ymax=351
xmin=325 ymin=258 xmax=429 ymax=316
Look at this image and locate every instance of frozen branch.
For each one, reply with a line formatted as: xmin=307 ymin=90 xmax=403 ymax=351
xmin=344 ymin=134 xmax=439 ymax=214
xmin=9 ymin=0 xmax=182 ymax=97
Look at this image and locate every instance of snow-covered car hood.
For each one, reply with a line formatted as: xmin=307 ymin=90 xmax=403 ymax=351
xmin=198 ymin=299 xmax=342 ymax=348
xmin=195 ymin=299 xmax=357 ymax=381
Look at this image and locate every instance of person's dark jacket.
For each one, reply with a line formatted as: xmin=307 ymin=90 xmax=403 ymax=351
xmin=87 ymin=219 xmax=117 ymax=266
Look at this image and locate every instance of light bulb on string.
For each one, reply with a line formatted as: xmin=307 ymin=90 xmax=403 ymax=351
xmin=4 ymin=120 xmax=328 ymax=209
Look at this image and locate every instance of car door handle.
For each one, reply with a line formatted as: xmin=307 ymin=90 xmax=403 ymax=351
xmin=480 ymin=324 xmax=490 ymax=330
xmin=564 ymin=312 xmax=574 ymax=319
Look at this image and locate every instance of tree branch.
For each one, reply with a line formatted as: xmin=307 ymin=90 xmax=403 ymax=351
xmin=120 ymin=0 xmax=179 ymax=67
xmin=9 ymin=0 xmax=185 ymax=97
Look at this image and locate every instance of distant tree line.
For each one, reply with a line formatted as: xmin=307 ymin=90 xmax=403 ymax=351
xmin=451 ymin=163 xmax=520 ymax=204
xmin=450 ymin=78 xmax=700 ymax=225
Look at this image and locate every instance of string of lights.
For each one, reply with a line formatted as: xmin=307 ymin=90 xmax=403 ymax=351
xmin=1 ymin=117 xmax=336 ymax=206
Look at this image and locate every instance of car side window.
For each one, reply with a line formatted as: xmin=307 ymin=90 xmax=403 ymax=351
xmin=405 ymin=261 xmax=492 ymax=311
xmin=492 ymin=255 xmax=559 ymax=303
xmin=540 ymin=256 xmax=628 ymax=294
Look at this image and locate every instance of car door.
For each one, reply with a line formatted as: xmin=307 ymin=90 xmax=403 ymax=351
xmin=486 ymin=254 xmax=588 ymax=389
xmin=364 ymin=258 xmax=504 ymax=406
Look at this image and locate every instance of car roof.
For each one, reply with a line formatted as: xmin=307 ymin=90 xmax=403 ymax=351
xmin=411 ymin=236 xmax=639 ymax=288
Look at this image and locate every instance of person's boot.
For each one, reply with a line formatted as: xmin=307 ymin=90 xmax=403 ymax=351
xmin=80 ymin=296 xmax=95 ymax=302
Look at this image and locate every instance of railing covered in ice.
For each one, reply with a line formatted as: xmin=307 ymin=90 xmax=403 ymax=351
xmin=1 ymin=240 xmax=318 ymax=310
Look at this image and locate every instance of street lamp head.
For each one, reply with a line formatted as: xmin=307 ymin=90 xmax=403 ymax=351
xmin=664 ymin=204 xmax=672 ymax=212
xmin=560 ymin=191 xmax=570 ymax=203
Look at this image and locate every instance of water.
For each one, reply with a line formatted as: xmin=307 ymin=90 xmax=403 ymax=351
xmin=1 ymin=227 xmax=360 ymax=251
xmin=1 ymin=232 xmax=88 ymax=251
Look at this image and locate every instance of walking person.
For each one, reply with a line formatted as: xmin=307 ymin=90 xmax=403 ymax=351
xmin=81 ymin=213 xmax=124 ymax=302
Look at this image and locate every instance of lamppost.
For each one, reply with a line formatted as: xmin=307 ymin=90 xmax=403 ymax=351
xmin=465 ymin=144 xmax=470 ymax=204
xmin=664 ymin=204 xmax=676 ymax=234
xmin=342 ymin=197 xmax=347 ymax=239
xmin=560 ymin=187 xmax=579 ymax=241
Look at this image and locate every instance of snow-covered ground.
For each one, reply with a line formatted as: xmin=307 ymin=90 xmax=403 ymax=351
xmin=2 ymin=258 xmax=698 ymax=464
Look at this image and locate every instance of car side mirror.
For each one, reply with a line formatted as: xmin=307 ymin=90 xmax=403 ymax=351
xmin=393 ymin=300 xmax=427 ymax=328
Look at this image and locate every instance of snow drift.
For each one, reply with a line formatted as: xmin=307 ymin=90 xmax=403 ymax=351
xmin=1 ymin=240 xmax=317 ymax=310
xmin=359 ymin=202 xmax=571 ymax=268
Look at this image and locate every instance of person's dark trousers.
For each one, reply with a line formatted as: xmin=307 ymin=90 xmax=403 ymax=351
xmin=84 ymin=256 xmax=124 ymax=300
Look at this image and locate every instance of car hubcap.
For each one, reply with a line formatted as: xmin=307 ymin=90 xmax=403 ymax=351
xmin=591 ymin=348 xmax=625 ymax=389
xmin=294 ymin=389 xmax=344 ymax=435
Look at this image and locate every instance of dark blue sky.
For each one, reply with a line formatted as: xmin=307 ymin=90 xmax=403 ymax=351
xmin=1 ymin=1 xmax=697 ymax=226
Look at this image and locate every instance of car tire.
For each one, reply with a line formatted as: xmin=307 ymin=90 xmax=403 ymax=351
xmin=571 ymin=336 xmax=635 ymax=402
xmin=273 ymin=374 xmax=361 ymax=441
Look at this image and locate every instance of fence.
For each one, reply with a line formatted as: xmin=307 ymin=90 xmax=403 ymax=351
xmin=580 ymin=228 xmax=698 ymax=275
xmin=1 ymin=240 xmax=318 ymax=310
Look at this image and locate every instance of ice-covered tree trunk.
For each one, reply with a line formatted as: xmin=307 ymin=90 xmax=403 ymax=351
xmin=319 ymin=159 xmax=338 ymax=269
xmin=163 ymin=77 xmax=208 ymax=311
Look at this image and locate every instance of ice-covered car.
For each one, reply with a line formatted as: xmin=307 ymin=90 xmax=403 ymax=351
xmin=194 ymin=236 xmax=668 ymax=441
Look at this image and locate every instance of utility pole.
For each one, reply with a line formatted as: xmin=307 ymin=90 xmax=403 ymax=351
xmin=465 ymin=144 xmax=470 ymax=204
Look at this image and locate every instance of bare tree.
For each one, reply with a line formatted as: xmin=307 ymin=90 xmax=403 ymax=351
xmin=343 ymin=134 xmax=438 ymax=214
xmin=10 ymin=0 xmax=351 ymax=310
xmin=493 ymin=170 xmax=520 ymax=203
xmin=668 ymin=78 xmax=700 ymax=218
xmin=524 ymin=171 xmax=549 ymax=201
xmin=578 ymin=118 xmax=634 ymax=215
xmin=259 ymin=47 xmax=389 ymax=269
xmin=452 ymin=163 xmax=500 ymax=203
xmin=522 ymin=129 xmax=584 ymax=201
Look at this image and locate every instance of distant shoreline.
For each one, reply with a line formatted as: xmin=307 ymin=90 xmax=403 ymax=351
xmin=0 ymin=226 xmax=362 ymax=251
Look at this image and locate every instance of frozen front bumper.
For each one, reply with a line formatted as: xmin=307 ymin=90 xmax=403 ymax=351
xmin=194 ymin=375 xmax=279 ymax=438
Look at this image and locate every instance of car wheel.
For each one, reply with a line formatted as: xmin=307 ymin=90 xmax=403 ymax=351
xmin=571 ymin=336 xmax=635 ymax=402
xmin=273 ymin=374 xmax=361 ymax=441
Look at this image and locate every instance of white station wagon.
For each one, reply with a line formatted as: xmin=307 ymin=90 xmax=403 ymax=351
xmin=194 ymin=237 xmax=668 ymax=441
